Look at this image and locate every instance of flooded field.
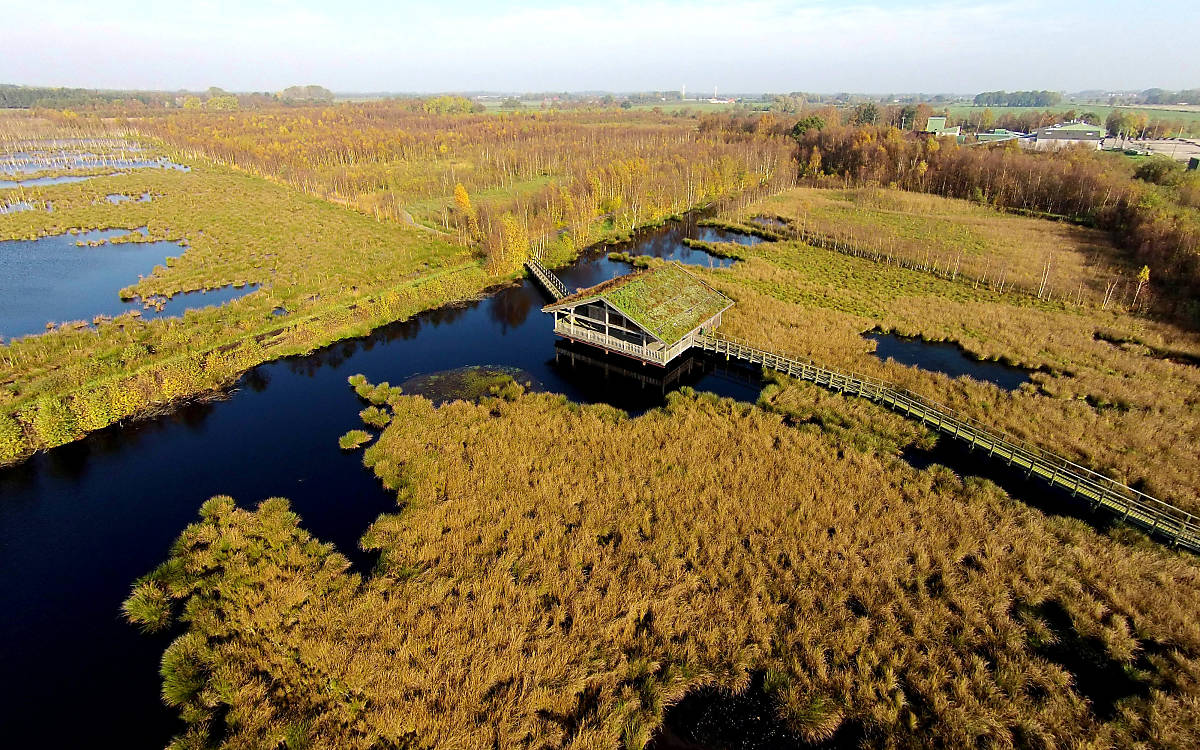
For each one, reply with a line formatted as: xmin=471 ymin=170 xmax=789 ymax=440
xmin=105 ymin=191 xmax=153 ymax=204
xmin=0 ymin=200 xmax=35 ymax=214
xmin=0 ymin=228 xmax=254 ymax=340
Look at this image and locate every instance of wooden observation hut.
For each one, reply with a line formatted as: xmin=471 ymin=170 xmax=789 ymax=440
xmin=542 ymin=262 xmax=732 ymax=366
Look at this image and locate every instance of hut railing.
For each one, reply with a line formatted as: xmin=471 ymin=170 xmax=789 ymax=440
xmin=693 ymin=332 xmax=1200 ymax=552
xmin=553 ymin=321 xmax=668 ymax=364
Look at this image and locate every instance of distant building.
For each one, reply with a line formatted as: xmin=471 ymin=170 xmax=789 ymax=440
xmin=923 ymin=116 xmax=961 ymax=138
xmin=977 ymin=128 xmax=1026 ymax=144
xmin=1029 ymin=122 xmax=1104 ymax=150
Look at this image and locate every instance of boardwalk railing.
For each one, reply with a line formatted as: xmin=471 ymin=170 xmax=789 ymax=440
xmin=526 ymin=257 xmax=568 ymax=301
xmin=694 ymin=332 xmax=1200 ymax=552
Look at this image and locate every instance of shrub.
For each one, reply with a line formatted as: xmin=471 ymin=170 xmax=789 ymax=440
xmin=27 ymin=396 xmax=78 ymax=448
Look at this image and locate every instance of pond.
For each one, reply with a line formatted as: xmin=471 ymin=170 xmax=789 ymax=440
xmin=0 ymin=200 xmax=35 ymax=215
xmin=1 ymin=156 xmax=190 ymax=176
xmin=602 ymin=212 xmax=763 ymax=269
xmin=864 ymin=331 xmax=1033 ymax=391
xmin=749 ymin=215 xmax=790 ymax=230
xmin=0 ymin=229 xmax=256 ymax=340
xmin=649 ymin=671 xmax=862 ymax=750
xmin=0 ymin=216 xmax=768 ymax=748
xmin=0 ymin=174 xmax=102 ymax=189
xmin=105 ymin=191 xmax=153 ymax=204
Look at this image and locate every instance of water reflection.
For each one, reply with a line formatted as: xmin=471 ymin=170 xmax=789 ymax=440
xmin=865 ymin=331 xmax=1033 ymax=391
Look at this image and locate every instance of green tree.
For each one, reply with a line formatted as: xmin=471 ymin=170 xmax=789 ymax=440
xmin=206 ymin=95 xmax=239 ymax=111
xmin=852 ymin=102 xmax=879 ymax=125
xmin=791 ymin=115 xmax=825 ymax=139
xmin=182 ymin=96 xmax=202 ymax=110
xmin=1134 ymin=156 xmax=1183 ymax=186
xmin=1106 ymin=110 xmax=1132 ymax=137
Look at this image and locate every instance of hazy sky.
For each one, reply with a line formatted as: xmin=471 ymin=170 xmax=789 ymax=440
xmin=4 ymin=0 xmax=1198 ymax=93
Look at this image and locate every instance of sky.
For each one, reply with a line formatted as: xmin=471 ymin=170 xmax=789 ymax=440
xmin=3 ymin=0 xmax=1198 ymax=94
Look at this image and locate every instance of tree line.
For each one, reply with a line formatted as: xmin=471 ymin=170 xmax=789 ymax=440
xmin=973 ymin=90 xmax=1064 ymax=107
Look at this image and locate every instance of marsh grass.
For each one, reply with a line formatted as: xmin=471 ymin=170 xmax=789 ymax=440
xmin=739 ymin=187 xmax=1134 ymax=307
xmin=695 ymin=188 xmax=1200 ymax=512
xmin=338 ymin=429 xmax=372 ymax=450
xmin=128 ymin=385 xmax=1200 ymax=749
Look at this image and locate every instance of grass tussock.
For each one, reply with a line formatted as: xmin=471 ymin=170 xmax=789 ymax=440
xmin=337 ymin=429 xmax=372 ymax=450
xmin=128 ymin=386 xmax=1200 ymax=749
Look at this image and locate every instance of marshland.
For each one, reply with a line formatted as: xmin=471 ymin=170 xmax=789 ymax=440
xmin=0 ymin=97 xmax=1199 ymax=750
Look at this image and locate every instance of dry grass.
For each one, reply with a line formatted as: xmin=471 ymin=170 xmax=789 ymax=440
xmin=741 ymin=186 xmax=1134 ymax=306
xmin=128 ymin=385 xmax=1200 ymax=749
xmin=697 ymin=189 xmax=1200 ymax=512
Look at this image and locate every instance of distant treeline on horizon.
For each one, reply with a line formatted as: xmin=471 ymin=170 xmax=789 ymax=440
xmin=0 ymin=84 xmax=335 ymax=109
xmin=975 ymin=89 xmax=1200 ymax=107
xmin=3 ymin=82 xmax=1200 ymax=111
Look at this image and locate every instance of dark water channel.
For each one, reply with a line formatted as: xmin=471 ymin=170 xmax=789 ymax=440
xmin=0 ymin=215 xmax=771 ymax=748
xmin=865 ymin=331 xmax=1033 ymax=391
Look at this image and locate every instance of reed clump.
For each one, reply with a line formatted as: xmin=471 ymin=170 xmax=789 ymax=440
xmin=337 ymin=429 xmax=372 ymax=450
xmin=128 ymin=385 xmax=1200 ymax=749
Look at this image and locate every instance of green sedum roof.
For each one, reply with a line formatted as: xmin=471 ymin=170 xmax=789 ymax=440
xmin=547 ymin=262 xmax=732 ymax=345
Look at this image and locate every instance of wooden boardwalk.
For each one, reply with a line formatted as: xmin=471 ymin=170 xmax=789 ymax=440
xmin=695 ymin=332 xmax=1200 ymax=552
xmin=526 ymin=258 xmax=568 ymax=300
